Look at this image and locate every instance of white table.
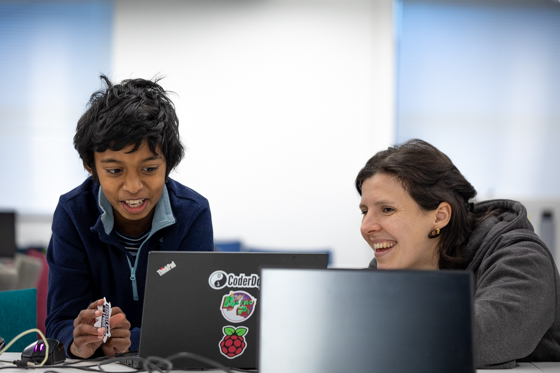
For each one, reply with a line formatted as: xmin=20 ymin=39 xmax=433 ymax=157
xmin=533 ymin=362 xmax=560 ymax=372
xmin=0 ymin=352 xmax=557 ymax=372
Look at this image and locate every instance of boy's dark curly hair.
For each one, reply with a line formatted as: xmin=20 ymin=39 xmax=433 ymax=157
xmin=74 ymin=75 xmax=184 ymax=181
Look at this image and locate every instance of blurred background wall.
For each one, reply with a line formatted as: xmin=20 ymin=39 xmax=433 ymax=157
xmin=1 ymin=0 xmax=395 ymax=268
xmin=394 ymin=0 xmax=560 ymax=258
xmin=1 ymin=0 xmax=559 ymax=267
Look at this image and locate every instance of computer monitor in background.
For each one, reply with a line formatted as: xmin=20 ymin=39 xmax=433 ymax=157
xmin=0 ymin=211 xmax=17 ymax=259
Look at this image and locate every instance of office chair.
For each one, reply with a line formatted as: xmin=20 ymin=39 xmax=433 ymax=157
xmin=0 ymin=288 xmax=37 ymax=352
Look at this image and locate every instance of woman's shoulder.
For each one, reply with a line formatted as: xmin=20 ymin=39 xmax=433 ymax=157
xmin=468 ymin=199 xmax=553 ymax=270
xmin=473 ymin=199 xmax=526 ymax=215
xmin=473 ymin=199 xmax=532 ymax=232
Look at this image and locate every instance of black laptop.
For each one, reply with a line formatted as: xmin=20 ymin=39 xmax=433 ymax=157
xmin=258 ymin=268 xmax=475 ymax=373
xmin=136 ymin=251 xmax=329 ymax=369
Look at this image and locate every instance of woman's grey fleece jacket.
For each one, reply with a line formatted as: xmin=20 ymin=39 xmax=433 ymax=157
xmin=368 ymin=199 xmax=560 ymax=369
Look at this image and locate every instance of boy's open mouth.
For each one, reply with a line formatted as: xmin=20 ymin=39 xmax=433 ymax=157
xmin=124 ymin=199 xmax=145 ymax=208
xmin=121 ymin=199 xmax=148 ymax=214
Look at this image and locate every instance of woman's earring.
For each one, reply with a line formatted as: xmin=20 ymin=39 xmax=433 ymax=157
xmin=428 ymin=227 xmax=441 ymax=239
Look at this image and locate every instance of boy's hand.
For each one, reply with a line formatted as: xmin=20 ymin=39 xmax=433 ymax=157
xmin=101 ymin=307 xmax=131 ymax=356
xmin=70 ymin=299 xmax=106 ymax=359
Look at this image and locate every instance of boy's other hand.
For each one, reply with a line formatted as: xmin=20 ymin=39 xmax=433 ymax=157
xmin=101 ymin=306 xmax=131 ymax=356
xmin=70 ymin=299 xmax=106 ymax=359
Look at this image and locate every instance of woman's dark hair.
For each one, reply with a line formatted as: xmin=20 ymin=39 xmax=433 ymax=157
xmin=74 ymin=75 xmax=184 ymax=181
xmin=355 ymin=139 xmax=478 ymax=269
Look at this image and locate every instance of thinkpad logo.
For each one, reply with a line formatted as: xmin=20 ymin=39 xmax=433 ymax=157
xmin=157 ymin=261 xmax=176 ymax=276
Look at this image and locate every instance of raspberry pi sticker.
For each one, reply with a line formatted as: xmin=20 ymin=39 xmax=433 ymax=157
xmin=220 ymin=291 xmax=257 ymax=323
xmin=219 ymin=326 xmax=248 ymax=359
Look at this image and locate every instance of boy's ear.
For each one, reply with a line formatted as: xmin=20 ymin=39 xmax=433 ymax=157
xmin=84 ymin=162 xmax=93 ymax=176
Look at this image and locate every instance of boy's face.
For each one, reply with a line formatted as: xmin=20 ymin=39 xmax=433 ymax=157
xmin=89 ymin=141 xmax=167 ymax=236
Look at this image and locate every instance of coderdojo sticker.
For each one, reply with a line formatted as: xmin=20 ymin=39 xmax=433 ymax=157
xmin=208 ymin=270 xmax=260 ymax=290
xmin=220 ymin=291 xmax=257 ymax=323
xmin=219 ymin=326 xmax=248 ymax=359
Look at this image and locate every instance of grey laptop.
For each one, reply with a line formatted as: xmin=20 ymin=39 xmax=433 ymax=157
xmin=137 ymin=251 xmax=329 ymax=370
xmin=258 ymin=268 xmax=475 ymax=373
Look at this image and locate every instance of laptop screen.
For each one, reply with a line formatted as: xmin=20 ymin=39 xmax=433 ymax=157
xmin=258 ymin=268 xmax=475 ymax=373
xmin=139 ymin=251 xmax=329 ymax=370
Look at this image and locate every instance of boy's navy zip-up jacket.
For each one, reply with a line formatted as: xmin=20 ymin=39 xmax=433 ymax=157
xmin=45 ymin=177 xmax=213 ymax=357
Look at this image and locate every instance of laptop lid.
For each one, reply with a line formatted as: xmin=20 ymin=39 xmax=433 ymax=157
xmin=258 ymin=268 xmax=475 ymax=373
xmin=139 ymin=251 xmax=329 ymax=369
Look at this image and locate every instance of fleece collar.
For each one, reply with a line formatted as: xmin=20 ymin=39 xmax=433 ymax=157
xmin=97 ymin=184 xmax=176 ymax=236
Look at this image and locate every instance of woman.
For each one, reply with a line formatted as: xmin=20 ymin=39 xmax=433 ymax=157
xmin=356 ymin=139 xmax=560 ymax=369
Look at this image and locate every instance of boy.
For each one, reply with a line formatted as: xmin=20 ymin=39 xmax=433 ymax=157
xmin=45 ymin=75 xmax=214 ymax=358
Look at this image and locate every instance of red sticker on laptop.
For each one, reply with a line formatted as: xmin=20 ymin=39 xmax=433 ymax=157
xmin=220 ymin=291 xmax=257 ymax=323
xmin=94 ymin=297 xmax=112 ymax=343
xmin=219 ymin=326 xmax=248 ymax=359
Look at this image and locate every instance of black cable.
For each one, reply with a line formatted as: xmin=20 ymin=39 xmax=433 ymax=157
xmin=0 ymin=361 xmax=116 ymax=372
xmin=95 ymin=351 xmax=236 ymax=373
xmin=165 ymin=352 xmax=233 ymax=373
xmin=59 ymin=352 xmax=135 ymax=367
xmin=99 ymin=356 xmax=165 ymax=373
xmin=1 ymin=352 xmax=242 ymax=373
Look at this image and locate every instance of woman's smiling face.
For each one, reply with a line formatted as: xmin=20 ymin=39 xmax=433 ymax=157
xmin=359 ymin=173 xmax=441 ymax=270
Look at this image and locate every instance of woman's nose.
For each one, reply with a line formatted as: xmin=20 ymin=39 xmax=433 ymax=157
xmin=361 ymin=214 xmax=381 ymax=235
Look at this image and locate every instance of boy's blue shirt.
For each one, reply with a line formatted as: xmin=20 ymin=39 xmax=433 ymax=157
xmin=98 ymin=185 xmax=176 ymax=302
xmin=45 ymin=177 xmax=214 ymax=357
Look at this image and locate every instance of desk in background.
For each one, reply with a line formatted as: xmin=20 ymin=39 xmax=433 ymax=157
xmin=0 ymin=353 xmax=555 ymax=372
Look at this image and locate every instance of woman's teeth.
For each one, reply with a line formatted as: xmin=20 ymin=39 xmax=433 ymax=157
xmin=373 ymin=242 xmax=396 ymax=250
xmin=125 ymin=199 xmax=144 ymax=207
